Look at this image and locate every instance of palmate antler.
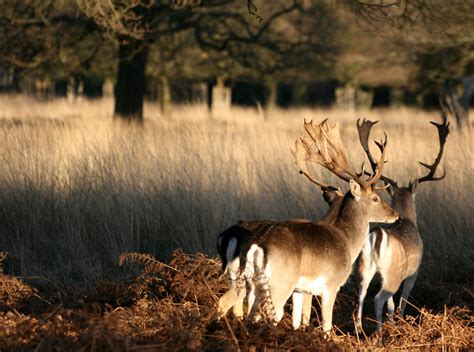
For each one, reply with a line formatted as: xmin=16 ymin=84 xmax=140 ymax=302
xmin=291 ymin=120 xmax=341 ymax=192
xmin=357 ymin=118 xmax=396 ymax=189
xmin=357 ymin=115 xmax=450 ymax=189
xmin=414 ymin=114 xmax=450 ymax=185
xmin=292 ymin=118 xmax=386 ymax=190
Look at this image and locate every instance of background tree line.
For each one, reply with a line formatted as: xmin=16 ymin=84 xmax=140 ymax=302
xmin=0 ymin=0 xmax=472 ymax=126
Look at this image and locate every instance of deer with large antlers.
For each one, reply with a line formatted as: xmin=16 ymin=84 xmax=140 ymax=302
xmin=234 ymin=119 xmax=398 ymax=334
xmin=217 ymin=124 xmax=348 ymax=323
xmin=216 ymin=186 xmax=343 ymax=325
xmin=355 ymin=116 xmax=450 ymax=333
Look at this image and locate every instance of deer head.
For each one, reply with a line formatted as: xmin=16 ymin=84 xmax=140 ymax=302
xmin=292 ymin=119 xmax=398 ymax=224
xmin=357 ymin=116 xmax=450 ymax=222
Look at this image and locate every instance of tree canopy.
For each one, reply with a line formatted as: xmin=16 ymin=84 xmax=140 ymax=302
xmin=1 ymin=0 xmax=472 ymax=123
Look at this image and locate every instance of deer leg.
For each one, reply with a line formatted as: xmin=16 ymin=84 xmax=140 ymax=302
xmin=246 ymin=278 xmax=257 ymax=318
xmin=246 ymin=278 xmax=261 ymax=323
xmin=218 ymin=277 xmax=246 ymax=318
xmin=386 ymin=296 xmax=395 ymax=323
xmin=356 ymin=255 xmax=377 ymax=334
xmin=321 ymin=287 xmax=338 ymax=335
xmin=301 ymin=293 xmax=313 ymax=328
xmin=374 ymin=289 xmax=393 ymax=331
xmin=399 ymin=272 xmax=418 ymax=316
xmin=375 ymin=274 xmax=401 ymax=331
xmin=217 ymin=258 xmax=245 ymax=318
xmin=217 ymin=287 xmax=237 ymax=318
xmin=292 ymin=291 xmax=304 ymax=329
xmin=375 ymin=262 xmax=404 ymax=331
xmin=269 ymin=282 xmax=294 ymax=323
xmin=231 ymin=277 xmax=246 ymax=318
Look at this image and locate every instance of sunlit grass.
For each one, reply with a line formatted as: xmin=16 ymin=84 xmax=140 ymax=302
xmin=0 ymin=94 xmax=472 ymax=286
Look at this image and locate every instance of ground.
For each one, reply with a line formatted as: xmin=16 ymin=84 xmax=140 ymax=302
xmin=1 ymin=250 xmax=472 ymax=351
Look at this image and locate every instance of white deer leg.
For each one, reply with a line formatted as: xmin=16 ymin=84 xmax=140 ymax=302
xmin=246 ymin=277 xmax=261 ymax=323
xmin=246 ymin=278 xmax=257 ymax=318
xmin=217 ymin=257 xmax=245 ymax=318
xmin=292 ymin=291 xmax=304 ymax=329
xmin=301 ymin=293 xmax=313 ymax=328
xmin=218 ymin=278 xmax=246 ymax=318
xmin=386 ymin=296 xmax=395 ymax=322
xmin=321 ymin=287 xmax=338 ymax=335
xmin=268 ymin=281 xmax=294 ymax=323
xmin=356 ymin=252 xmax=377 ymax=334
xmin=231 ymin=276 xmax=246 ymax=318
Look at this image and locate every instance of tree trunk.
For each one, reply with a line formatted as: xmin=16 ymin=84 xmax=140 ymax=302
xmin=210 ymin=76 xmax=231 ymax=116
xmin=459 ymin=75 xmax=474 ymax=127
xmin=265 ymin=78 xmax=277 ymax=110
xmin=390 ymin=88 xmax=404 ymax=108
xmin=439 ymin=78 xmax=471 ymax=129
xmin=335 ymin=84 xmax=356 ymax=110
xmin=158 ymin=76 xmax=171 ymax=117
xmin=114 ymin=39 xmax=148 ymax=122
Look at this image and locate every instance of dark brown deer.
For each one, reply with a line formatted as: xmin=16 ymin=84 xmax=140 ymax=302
xmin=355 ymin=116 xmax=450 ymax=332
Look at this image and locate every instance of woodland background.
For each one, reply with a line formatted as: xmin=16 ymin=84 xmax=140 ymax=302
xmin=0 ymin=1 xmax=472 ymax=350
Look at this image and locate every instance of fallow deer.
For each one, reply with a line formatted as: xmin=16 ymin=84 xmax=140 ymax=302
xmin=355 ymin=116 xmax=450 ymax=332
xmin=216 ymin=186 xmax=343 ymax=325
xmin=238 ymin=119 xmax=398 ymax=334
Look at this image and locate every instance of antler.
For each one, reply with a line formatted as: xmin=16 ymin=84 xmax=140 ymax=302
xmin=357 ymin=118 xmax=379 ymax=172
xmin=293 ymin=118 xmax=386 ymax=190
xmin=357 ymin=118 xmax=396 ymax=189
xmin=415 ymin=115 xmax=450 ymax=184
xmin=291 ymin=121 xmax=341 ymax=193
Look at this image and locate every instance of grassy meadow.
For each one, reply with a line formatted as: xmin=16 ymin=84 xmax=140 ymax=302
xmin=0 ymin=94 xmax=473 ymax=349
xmin=0 ymin=94 xmax=472 ymax=287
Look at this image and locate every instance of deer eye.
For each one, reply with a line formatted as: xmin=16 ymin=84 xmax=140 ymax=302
xmin=372 ymin=196 xmax=379 ymax=202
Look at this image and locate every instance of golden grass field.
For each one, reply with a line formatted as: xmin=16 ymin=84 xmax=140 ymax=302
xmin=0 ymin=94 xmax=472 ymax=350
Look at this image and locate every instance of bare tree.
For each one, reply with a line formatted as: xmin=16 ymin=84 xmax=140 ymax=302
xmin=346 ymin=0 xmax=474 ymax=128
xmin=0 ymin=1 xmax=105 ymax=92
xmin=76 ymin=0 xmax=337 ymax=121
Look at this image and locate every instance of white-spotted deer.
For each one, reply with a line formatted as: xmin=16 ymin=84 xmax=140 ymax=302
xmin=238 ymin=119 xmax=398 ymax=334
xmin=355 ymin=116 xmax=450 ymax=332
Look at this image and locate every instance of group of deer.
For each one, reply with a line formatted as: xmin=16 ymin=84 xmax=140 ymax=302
xmin=216 ymin=116 xmax=449 ymax=335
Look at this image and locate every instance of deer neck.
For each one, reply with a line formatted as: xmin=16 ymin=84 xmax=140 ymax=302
xmin=321 ymin=197 xmax=344 ymax=224
xmin=333 ymin=195 xmax=370 ymax=263
xmin=392 ymin=197 xmax=418 ymax=227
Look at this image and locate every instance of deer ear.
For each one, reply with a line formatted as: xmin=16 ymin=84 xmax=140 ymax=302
xmin=323 ymin=190 xmax=337 ymax=204
xmin=381 ymin=180 xmax=393 ymax=197
xmin=409 ymin=179 xmax=419 ymax=193
xmin=349 ymin=179 xmax=362 ymax=201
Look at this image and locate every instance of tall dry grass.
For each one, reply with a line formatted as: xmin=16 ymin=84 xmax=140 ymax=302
xmin=0 ymin=94 xmax=472 ymax=288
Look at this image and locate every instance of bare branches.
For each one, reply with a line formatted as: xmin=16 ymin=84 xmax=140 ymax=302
xmin=74 ymin=0 xmax=322 ymax=77
xmin=0 ymin=1 xmax=103 ymax=78
xmin=247 ymin=0 xmax=263 ymax=22
xmin=76 ymin=0 xmax=151 ymax=40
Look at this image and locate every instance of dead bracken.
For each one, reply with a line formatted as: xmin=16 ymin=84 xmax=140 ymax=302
xmin=0 ymin=252 xmax=35 ymax=311
xmin=0 ymin=250 xmax=472 ymax=351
